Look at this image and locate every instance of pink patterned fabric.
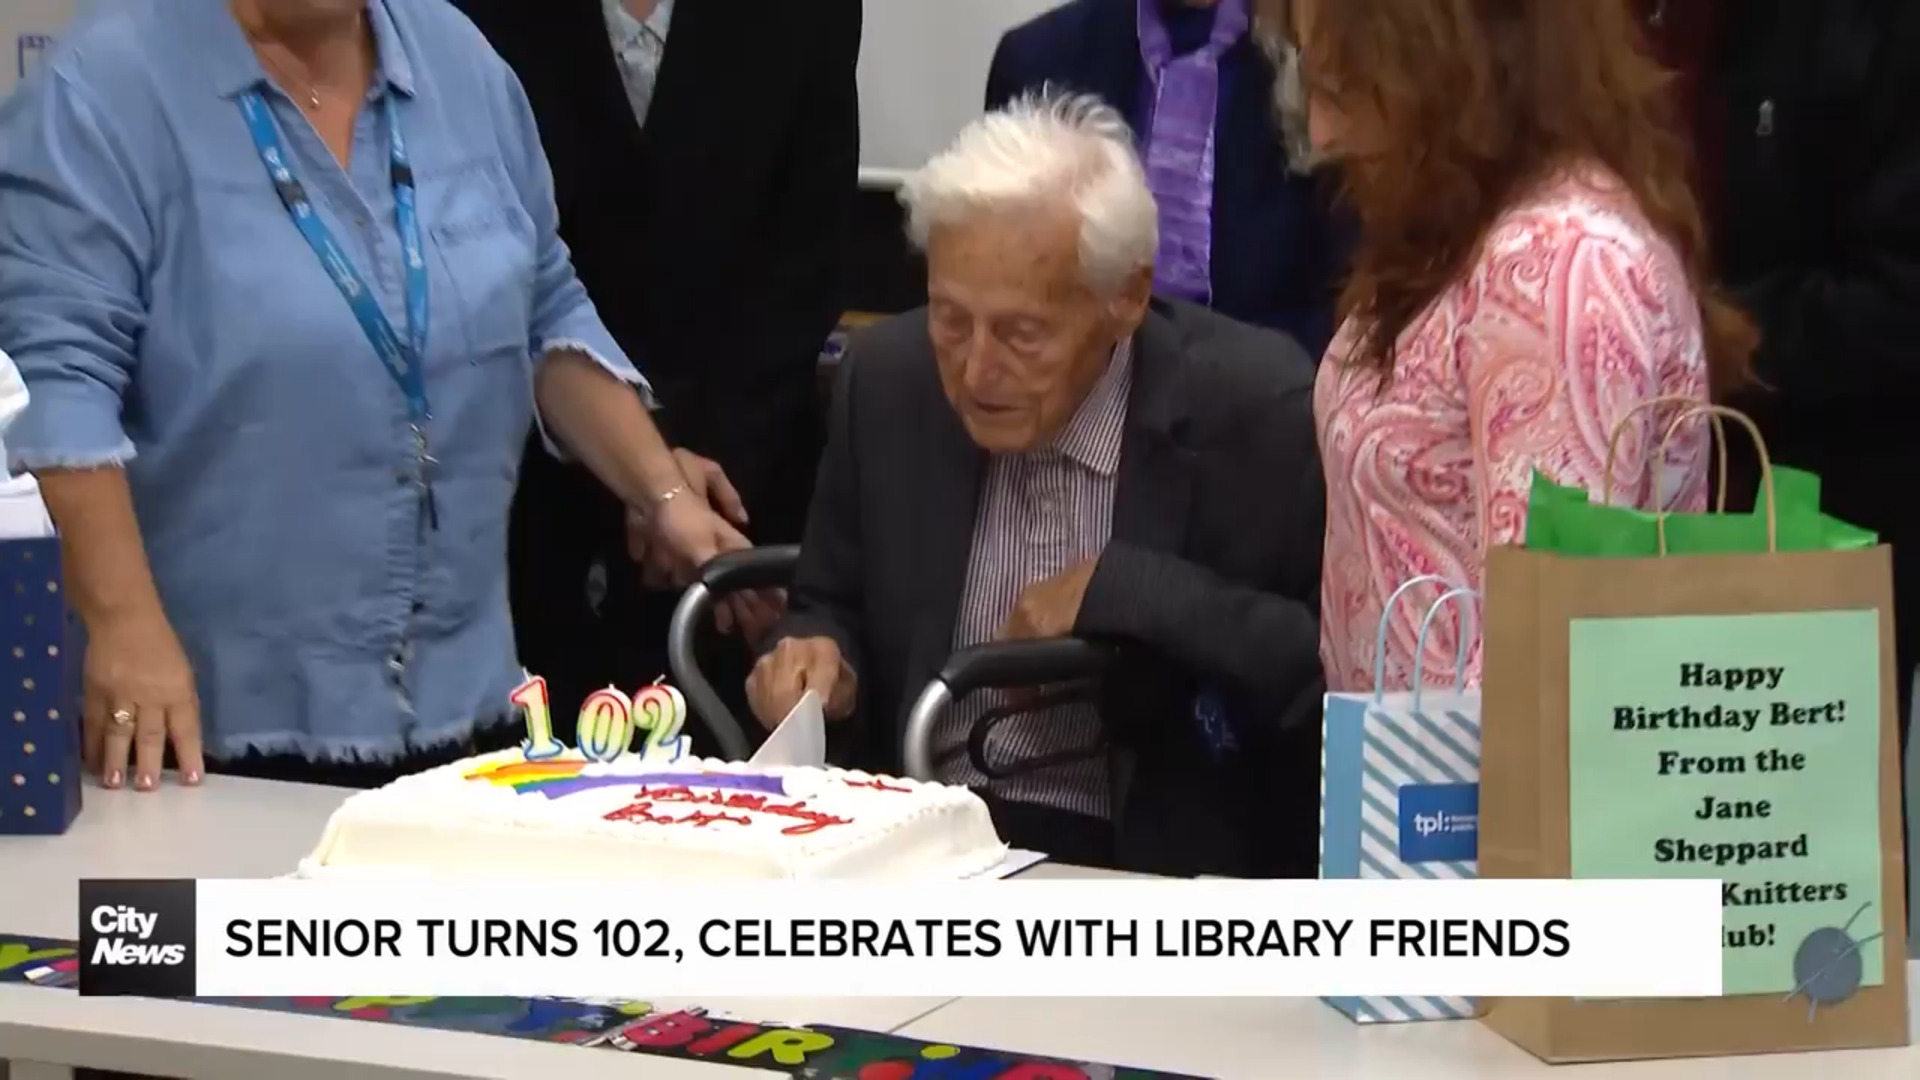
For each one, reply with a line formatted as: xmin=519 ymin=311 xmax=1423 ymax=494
xmin=1317 ymin=167 xmax=1711 ymax=694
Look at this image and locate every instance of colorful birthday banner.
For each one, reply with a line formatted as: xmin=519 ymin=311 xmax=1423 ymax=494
xmin=0 ymin=934 xmax=1206 ymax=1079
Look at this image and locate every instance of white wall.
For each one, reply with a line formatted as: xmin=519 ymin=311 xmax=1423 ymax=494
xmin=857 ymin=0 xmax=1056 ymax=185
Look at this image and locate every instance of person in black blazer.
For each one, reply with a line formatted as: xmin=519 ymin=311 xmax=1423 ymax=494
xmin=748 ymin=94 xmax=1326 ymax=878
xmin=450 ymin=0 xmax=861 ymax=741
xmin=987 ymin=0 xmax=1340 ymax=357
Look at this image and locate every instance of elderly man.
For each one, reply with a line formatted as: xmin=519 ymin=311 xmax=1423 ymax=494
xmin=747 ymin=93 xmax=1325 ymax=877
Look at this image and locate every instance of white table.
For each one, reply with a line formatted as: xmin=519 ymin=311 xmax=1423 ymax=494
xmin=0 ymin=777 xmax=952 ymax=1079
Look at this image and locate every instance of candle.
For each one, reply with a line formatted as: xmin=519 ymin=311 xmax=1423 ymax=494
xmin=577 ymin=686 xmax=637 ymax=763
xmin=632 ymin=678 xmax=687 ymax=759
xmin=509 ymin=675 xmax=690 ymax=764
xmin=510 ymin=676 xmax=566 ymax=761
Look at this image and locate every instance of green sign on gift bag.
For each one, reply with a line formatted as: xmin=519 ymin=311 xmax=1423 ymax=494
xmin=1567 ymin=609 xmax=1886 ymax=996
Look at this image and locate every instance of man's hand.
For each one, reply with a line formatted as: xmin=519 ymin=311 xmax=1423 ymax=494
xmin=1000 ymin=556 xmax=1100 ymax=641
xmin=746 ymin=636 xmax=857 ymax=729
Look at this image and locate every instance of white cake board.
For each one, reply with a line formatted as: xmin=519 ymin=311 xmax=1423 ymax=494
xmin=979 ymin=849 xmax=1048 ymax=878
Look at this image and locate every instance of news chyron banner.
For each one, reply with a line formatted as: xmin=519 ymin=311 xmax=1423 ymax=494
xmin=77 ymin=878 xmax=1724 ymax=1000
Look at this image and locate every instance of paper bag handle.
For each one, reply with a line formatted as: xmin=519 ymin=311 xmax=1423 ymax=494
xmin=1410 ymin=587 xmax=1480 ymax=711
xmin=1654 ymin=405 xmax=1777 ymax=553
xmin=1601 ymin=394 xmax=1728 ymax=513
xmin=1372 ymin=574 xmax=1468 ymax=699
xmin=1601 ymin=398 xmax=1779 ymax=555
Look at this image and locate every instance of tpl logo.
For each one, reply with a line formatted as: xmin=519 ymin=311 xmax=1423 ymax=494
xmin=1413 ymin=810 xmax=1476 ymax=837
xmin=1396 ymin=782 xmax=1480 ymax=864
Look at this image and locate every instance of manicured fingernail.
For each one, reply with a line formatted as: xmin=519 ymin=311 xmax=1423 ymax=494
xmin=135 ymin=773 xmax=155 ymax=791
xmin=105 ymin=770 xmax=122 ymax=788
xmin=185 ymin=770 xmax=202 ymax=785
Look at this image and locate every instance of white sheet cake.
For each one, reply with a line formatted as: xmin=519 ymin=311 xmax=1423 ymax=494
xmin=298 ymin=749 xmax=1008 ymax=880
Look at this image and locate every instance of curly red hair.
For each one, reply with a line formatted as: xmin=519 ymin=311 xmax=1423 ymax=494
xmin=1271 ymin=0 xmax=1755 ymax=396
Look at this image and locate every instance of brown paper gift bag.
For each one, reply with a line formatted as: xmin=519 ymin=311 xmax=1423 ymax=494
xmin=1478 ymin=404 xmax=1910 ymax=1062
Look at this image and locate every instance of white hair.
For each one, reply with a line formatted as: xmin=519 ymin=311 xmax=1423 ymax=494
xmin=900 ymin=90 xmax=1159 ymax=294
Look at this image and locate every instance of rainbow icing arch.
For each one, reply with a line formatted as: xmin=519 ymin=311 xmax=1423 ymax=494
xmin=464 ymin=760 xmax=788 ymax=801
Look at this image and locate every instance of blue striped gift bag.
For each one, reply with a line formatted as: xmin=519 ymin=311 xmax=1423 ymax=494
xmin=1321 ymin=576 xmax=1482 ymax=1024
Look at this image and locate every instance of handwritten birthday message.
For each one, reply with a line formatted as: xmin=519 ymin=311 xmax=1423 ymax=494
xmin=1567 ymin=610 xmax=1885 ymax=996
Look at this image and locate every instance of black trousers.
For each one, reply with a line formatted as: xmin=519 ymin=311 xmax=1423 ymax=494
xmin=980 ymin=792 xmax=1117 ymax=871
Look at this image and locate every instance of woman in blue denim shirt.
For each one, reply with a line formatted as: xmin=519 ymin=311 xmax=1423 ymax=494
xmin=0 ymin=0 xmax=754 ymax=791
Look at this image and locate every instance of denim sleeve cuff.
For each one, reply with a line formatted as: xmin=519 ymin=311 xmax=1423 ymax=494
xmin=533 ymin=335 xmax=659 ymax=462
xmin=5 ymin=381 xmax=135 ymax=474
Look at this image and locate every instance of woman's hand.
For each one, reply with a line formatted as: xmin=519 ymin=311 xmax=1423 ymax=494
xmin=642 ymin=493 xmax=753 ymax=588
xmin=670 ymin=448 xmax=748 ymax=530
xmin=625 ymin=449 xmax=786 ymax=641
xmin=627 ymin=448 xmax=747 ymax=577
xmin=82 ymin=610 xmax=204 ymax=791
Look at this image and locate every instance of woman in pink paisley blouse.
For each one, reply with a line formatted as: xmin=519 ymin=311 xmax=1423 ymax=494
xmin=1270 ymin=0 xmax=1758 ymax=692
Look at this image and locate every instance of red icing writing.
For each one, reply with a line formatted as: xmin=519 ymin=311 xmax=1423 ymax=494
xmin=611 ymin=784 xmax=853 ymax=836
xmin=603 ymin=800 xmax=752 ymax=830
xmin=844 ymin=777 xmax=913 ymax=794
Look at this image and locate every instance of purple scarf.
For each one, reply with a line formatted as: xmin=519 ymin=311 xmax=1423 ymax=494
xmin=1136 ymin=0 xmax=1249 ymax=304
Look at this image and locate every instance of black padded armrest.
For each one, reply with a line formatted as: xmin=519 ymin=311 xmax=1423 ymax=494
xmin=698 ymin=545 xmax=801 ymax=594
xmin=936 ymin=639 xmax=1114 ymax=697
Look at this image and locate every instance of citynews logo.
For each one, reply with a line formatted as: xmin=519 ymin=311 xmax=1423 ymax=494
xmin=78 ymin=880 xmax=198 ymax=997
xmin=90 ymin=906 xmax=185 ymax=966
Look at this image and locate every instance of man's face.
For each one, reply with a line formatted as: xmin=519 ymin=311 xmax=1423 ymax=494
xmin=925 ymin=209 xmax=1149 ymax=454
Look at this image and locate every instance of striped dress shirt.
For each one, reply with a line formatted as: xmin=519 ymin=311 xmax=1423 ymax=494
xmin=600 ymin=0 xmax=674 ymax=128
xmin=935 ymin=342 xmax=1134 ymax=819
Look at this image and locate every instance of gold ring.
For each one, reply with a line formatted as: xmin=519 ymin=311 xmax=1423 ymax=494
xmin=110 ymin=708 xmax=135 ymax=729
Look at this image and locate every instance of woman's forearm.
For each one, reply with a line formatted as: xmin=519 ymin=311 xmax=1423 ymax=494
xmin=533 ymin=351 xmax=686 ymax=509
xmin=36 ymin=467 xmax=169 ymax=628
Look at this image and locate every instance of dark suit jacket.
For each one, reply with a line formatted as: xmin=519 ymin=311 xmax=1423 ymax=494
xmin=776 ymin=301 xmax=1327 ymax=878
xmin=450 ymin=0 xmax=860 ymax=537
xmin=986 ymin=0 xmax=1340 ymax=358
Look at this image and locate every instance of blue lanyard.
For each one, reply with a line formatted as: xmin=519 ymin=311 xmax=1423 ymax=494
xmin=237 ymin=89 xmax=438 ymax=527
